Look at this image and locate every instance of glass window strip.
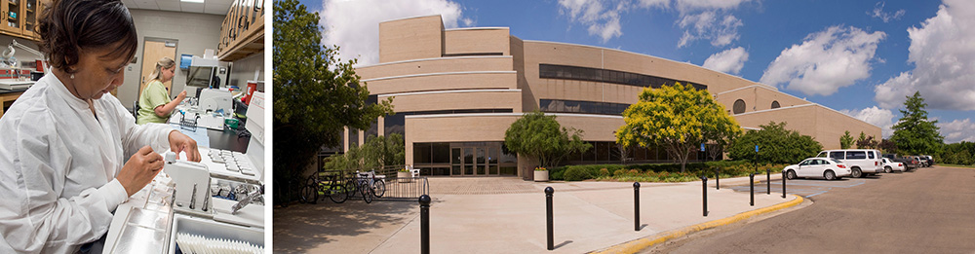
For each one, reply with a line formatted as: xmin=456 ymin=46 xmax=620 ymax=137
xmin=539 ymin=64 xmax=708 ymax=90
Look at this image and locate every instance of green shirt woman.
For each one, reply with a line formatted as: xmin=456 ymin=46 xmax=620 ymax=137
xmin=137 ymin=57 xmax=186 ymax=124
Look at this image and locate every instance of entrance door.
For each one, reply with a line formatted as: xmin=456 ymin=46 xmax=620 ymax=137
xmin=451 ymin=148 xmax=462 ymax=175
xmin=134 ymin=39 xmax=177 ymax=98
xmin=463 ymin=148 xmax=474 ymax=175
xmin=476 ymin=148 xmax=486 ymax=175
xmin=450 ymin=146 xmax=500 ymax=176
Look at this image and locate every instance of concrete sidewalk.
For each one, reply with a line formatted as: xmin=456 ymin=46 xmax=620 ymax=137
xmin=273 ymin=174 xmax=798 ymax=254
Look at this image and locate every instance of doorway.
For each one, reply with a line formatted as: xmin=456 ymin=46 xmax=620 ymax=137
xmin=450 ymin=145 xmax=500 ymax=176
xmin=135 ymin=38 xmax=178 ymax=98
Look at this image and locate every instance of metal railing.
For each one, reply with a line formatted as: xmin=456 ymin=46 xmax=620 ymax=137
xmin=381 ymin=176 xmax=429 ymax=200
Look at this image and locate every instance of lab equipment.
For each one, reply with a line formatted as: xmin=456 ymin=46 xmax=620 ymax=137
xmin=163 ymin=152 xmax=211 ymax=216
xmin=199 ymin=88 xmax=233 ymax=113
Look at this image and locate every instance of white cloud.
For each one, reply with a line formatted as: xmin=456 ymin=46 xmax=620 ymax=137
xmin=840 ymin=106 xmax=896 ymax=138
xmin=938 ymin=118 xmax=975 ymax=144
xmin=558 ymin=0 xmax=749 ymax=47
xmin=869 ymin=1 xmax=906 ymax=23
xmin=676 ymin=11 xmax=742 ymax=48
xmin=760 ymin=26 xmax=886 ymax=96
xmin=703 ymin=47 xmax=748 ymax=74
xmin=874 ymin=0 xmax=975 ymax=110
xmin=558 ymin=0 xmax=629 ymax=43
xmin=674 ymin=0 xmax=752 ymax=12
xmin=320 ymin=0 xmax=470 ymax=66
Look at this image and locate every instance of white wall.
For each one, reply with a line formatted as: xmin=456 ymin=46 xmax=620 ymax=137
xmin=119 ymin=9 xmax=224 ymax=109
xmin=228 ymin=51 xmax=264 ymax=92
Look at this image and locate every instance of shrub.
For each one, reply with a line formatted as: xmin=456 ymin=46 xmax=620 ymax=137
xmin=598 ymin=168 xmax=610 ymax=177
xmin=564 ymin=167 xmax=593 ymax=181
xmin=549 ymin=166 xmax=567 ymax=180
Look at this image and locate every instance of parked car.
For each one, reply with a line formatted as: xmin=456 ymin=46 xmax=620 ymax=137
xmin=920 ymin=155 xmax=934 ymax=167
xmin=816 ymin=149 xmax=883 ymax=178
xmin=784 ymin=158 xmax=851 ymax=180
xmin=881 ymin=158 xmax=905 ymax=173
xmin=901 ymin=156 xmax=920 ymax=171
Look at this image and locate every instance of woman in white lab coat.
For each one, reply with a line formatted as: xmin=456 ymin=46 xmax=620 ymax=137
xmin=0 ymin=0 xmax=201 ymax=253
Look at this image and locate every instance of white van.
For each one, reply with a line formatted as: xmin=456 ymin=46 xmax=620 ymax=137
xmin=816 ymin=149 xmax=883 ymax=178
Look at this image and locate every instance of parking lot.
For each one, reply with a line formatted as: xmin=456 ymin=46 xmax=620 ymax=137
xmin=727 ymin=174 xmax=888 ymax=198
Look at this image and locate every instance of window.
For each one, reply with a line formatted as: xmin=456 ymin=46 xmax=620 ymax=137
xmin=538 ymin=64 xmax=708 ymax=90
xmin=539 ymin=99 xmax=630 ymax=115
xmin=848 ymin=151 xmax=866 ymax=159
xmin=830 ymin=151 xmax=845 ymax=159
xmin=771 ymin=101 xmax=780 ymax=109
xmin=384 ymin=114 xmax=405 ymax=137
xmin=733 ymin=99 xmax=746 ymax=114
xmin=867 ymin=151 xmax=875 ymax=159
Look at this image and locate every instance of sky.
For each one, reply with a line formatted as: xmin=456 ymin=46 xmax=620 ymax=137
xmin=297 ymin=0 xmax=975 ymax=144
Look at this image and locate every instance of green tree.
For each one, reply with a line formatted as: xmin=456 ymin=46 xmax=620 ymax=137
xmin=360 ymin=133 xmax=406 ymax=170
xmin=840 ymin=131 xmax=854 ymax=149
xmin=890 ymin=92 xmax=943 ymax=155
xmin=728 ymin=121 xmax=823 ymax=164
xmin=616 ymin=83 xmax=742 ymax=173
xmin=273 ymin=0 xmax=393 ymax=203
xmin=323 ymin=133 xmax=406 ymax=171
xmin=504 ymin=111 xmax=591 ymax=168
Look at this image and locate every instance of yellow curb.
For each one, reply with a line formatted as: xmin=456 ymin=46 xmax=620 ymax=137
xmin=591 ymin=194 xmax=805 ymax=254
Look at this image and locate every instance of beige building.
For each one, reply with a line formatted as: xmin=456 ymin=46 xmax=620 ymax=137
xmin=350 ymin=15 xmax=881 ymax=179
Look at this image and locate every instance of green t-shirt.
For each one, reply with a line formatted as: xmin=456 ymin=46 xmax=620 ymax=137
xmin=136 ymin=80 xmax=172 ymax=124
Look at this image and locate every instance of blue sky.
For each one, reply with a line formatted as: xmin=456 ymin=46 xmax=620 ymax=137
xmin=298 ymin=0 xmax=975 ymax=143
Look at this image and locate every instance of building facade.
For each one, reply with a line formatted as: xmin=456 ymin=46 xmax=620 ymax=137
xmin=349 ymin=15 xmax=881 ymax=179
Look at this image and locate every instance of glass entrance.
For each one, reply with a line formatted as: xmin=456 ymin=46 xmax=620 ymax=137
xmin=449 ymin=145 xmax=500 ymax=176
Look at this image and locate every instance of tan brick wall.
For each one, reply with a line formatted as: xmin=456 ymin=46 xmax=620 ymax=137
xmin=357 ymin=56 xmax=514 ymax=79
xmin=715 ymin=86 xmax=810 ymax=114
xmin=380 ymin=90 xmax=522 ymax=113
xmin=444 ymin=28 xmax=511 ymax=56
xmin=732 ymin=104 xmax=882 ymax=149
xmin=363 ymin=72 xmax=517 ymax=95
xmin=379 ymin=15 xmax=444 ymax=63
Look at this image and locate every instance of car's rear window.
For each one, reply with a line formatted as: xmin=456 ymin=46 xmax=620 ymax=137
xmin=830 ymin=158 xmax=843 ymax=164
xmin=848 ymin=151 xmax=866 ymax=159
xmin=830 ymin=151 xmax=845 ymax=159
xmin=867 ymin=151 xmax=875 ymax=159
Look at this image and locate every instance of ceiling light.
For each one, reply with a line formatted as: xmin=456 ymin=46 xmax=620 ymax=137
xmin=181 ymin=0 xmax=204 ymax=3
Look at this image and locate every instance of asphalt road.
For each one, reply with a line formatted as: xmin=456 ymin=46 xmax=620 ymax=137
xmin=647 ymin=165 xmax=975 ymax=253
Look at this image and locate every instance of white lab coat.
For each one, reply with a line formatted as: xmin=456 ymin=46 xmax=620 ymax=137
xmin=0 ymin=74 xmax=174 ymax=253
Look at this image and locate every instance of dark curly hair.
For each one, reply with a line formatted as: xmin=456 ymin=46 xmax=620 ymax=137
xmin=37 ymin=0 xmax=138 ymax=74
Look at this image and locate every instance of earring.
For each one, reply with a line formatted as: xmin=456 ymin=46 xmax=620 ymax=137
xmin=70 ymin=73 xmax=74 ymax=79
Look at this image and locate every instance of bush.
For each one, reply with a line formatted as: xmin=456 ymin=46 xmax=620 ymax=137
xmin=549 ymin=166 xmax=567 ymax=180
xmin=564 ymin=167 xmax=593 ymax=181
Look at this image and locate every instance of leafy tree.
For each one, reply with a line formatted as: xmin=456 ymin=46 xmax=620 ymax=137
xmin=323 ymin=133 xmax=405 ymax=171
xmin=856 ymin=134 xmax=878 ymax=149
xmin=840 ymin=131 xmax=854 ymax=149
xmin=890 ymin=92 xmax=943 ymax=155
xmin=273 ymin=0 xmax=393 ymax=203
xmin=616 ymin=83 xmax=742 ymax=173
xmin=360 ymin=133 xmax=406 ymax=170
xmin=505 ymin=111 xmax=591 ymax=168
xmin=728 ymin=121 xmax=823 ymax=164
xmin=879 ymin=139 xmax=898 ymax=154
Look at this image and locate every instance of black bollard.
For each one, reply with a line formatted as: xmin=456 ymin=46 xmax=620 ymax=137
xmin=766 ymin=168 xmax=771 ymax=195
xmin=782 ymin=171 xmax=787 ymax=199
xmin=545 ymin=187 xmax=554 ymax=251
xmin=419 ymin=195 xmax=431 ymax=254
xmin=701 ymin=176 xmax=709 ymax=217
xmin=633 ymin=182 xmax=641 ymax=231
xmin=715 ymin=168 xmax=720 ymax=190
xmin=749 ymin=173 xmax=755 ymax=206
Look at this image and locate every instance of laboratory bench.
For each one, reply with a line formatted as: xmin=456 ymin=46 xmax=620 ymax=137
xmin=0 ymin=87 xmax=27 ymax=119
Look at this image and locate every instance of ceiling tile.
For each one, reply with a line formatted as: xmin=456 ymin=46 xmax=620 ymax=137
xmin=157 ymin=1 xmax=181 ymax=11
xmin=179 ymin=2 xmax=206 ymax=13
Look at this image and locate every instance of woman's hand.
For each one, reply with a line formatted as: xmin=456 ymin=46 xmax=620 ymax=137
xmin=117 ymin=146 xmax=164 ymax=196
xmin=176 ymin=90 xmax=187 ymax=102
xmin=169 ymin=130 xmax=201 ymax=162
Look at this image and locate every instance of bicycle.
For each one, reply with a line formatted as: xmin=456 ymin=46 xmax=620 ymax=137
xmin=300 ymin=171 xmax=349 ymax=204
xmin=357 ymin=170 xmax=386 ymax=198
xmin=346 ymin=171 xmax=376 ymax=203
